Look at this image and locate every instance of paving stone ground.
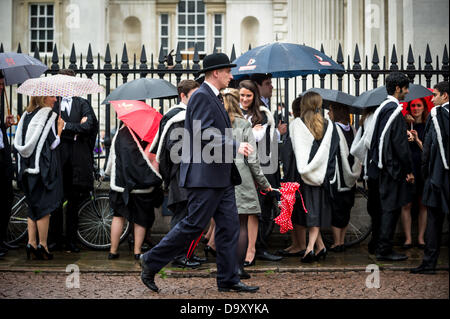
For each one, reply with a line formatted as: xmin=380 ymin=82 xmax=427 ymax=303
xmin=0 ymin=270 xmax=448 ymax=299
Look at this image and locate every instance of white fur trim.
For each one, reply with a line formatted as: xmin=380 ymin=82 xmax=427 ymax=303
xmin=14 ymin=108 xmax=57 ymax=175
xmin=335 ymin=124 xmax=362 ymax=191
xmin=430 ymin=106 xmax=449 ymax=170
xmin=350 ymin=112 xmax=375 ymax=180
xmin=290 ymin=117 xmax=333 ymax=186
xmin=155 ymin=110 xmax=186 ymax=162
xmin=377 ymin=105 xmax=403 ymax=169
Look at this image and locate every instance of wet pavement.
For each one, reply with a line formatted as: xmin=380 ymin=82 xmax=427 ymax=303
xmin=0 ymin=240 xmax=448 ymax=300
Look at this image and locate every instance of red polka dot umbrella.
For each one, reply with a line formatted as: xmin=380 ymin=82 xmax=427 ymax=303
xmin=274 ymin=182 xmax=308 ymax=234
xmin=17 ymin=74 xmax=104 ymax=97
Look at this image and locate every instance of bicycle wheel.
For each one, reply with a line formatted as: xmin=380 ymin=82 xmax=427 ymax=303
xmin=321 ymin=184 xmax=372 ymax=248
xmin=6 ymin=194 xmax=29 ymax=245
xmin=77 ymin=194 xmax=131 ymax=250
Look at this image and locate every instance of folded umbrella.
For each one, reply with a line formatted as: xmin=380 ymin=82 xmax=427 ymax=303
xmin=352 ymin=84 xmax=433 ymax=110
xmin=102 ymin=78 xmax=178 ymax=104
xmin=111 ymin=100 xmax=162 ymax=143
xmin=302 ymin=88 xmax=361 ymax=114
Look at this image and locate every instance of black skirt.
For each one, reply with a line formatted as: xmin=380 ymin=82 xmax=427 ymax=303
xmin=331 ymin=187 xmax=355 ymax=228
xmin=110 ymin=190 xmax=157 ymax=228
xmin=292 ymin=183 xmax=332 ymax=228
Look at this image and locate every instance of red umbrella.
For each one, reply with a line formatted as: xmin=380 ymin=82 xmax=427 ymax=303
xmin=401 ymin=87 xmax=434 ymax=116
xmin=111 ymin=100 xmax=162 ymax=143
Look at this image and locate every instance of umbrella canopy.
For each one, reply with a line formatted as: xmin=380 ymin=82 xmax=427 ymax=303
xmin=352 ymin=84 xmax=433 ymax=110
xmin=111 ymin=100 xmax=162 ymax=143
xmin=102 ymin=78 xmax=178 ymax=104
xmin=17 ymin=74 xmax=104 ymax=96
xmin=302 ymin=88 xmax=361 ymax=114
xmin=231 ymin=42 xmax=344 ymax=79
xmin=400 ymin=88 xmax=434 ymax=116
xmin=0 ymin=52 xmax=48 ymax=85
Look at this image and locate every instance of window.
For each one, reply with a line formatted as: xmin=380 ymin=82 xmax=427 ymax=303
xmin=177 ymin=0 xmax=205 ymax=53
xmin=160 ymin=13 xmax=170 ymax=57
xmin=213 ymin=14 xmax=224 ymax=53
xmin=30 ymin=3 xmax=54 ymax=53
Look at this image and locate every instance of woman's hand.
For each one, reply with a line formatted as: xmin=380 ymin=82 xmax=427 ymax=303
xmin=57 ymin=116 xmax=65 ymax=137
xmin=410 ymin=130 xmax=423 ymax=149
xmin=263 ymin=186 xmax=273 ymax=193
xmin=80 ymin=116 xmax=88 ymax=124
xmin=407 ymin=130 xmax=414 ymax=142
xmin=5 ymin=114 xmax=14 ymax=128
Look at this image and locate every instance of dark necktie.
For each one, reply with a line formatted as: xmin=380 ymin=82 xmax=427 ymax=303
xmin=218 ymin=93 xmax=224 ymax=105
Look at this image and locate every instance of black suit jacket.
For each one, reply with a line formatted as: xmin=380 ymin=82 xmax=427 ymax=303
xmin=179 ymin=82 xmax=241 ymax=188
xmin=0 ymin=120 xmax=14 ymax=180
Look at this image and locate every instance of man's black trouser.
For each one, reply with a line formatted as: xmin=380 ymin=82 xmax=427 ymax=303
xmin=0 ymin=150 xmax=13 ymax=244
xmin=367 ymin=178 xmax=382 ymax=253
xmin=142 ymin=186 xmax=240 ymax=287
xmin=422 ymin=207 xmax=447 ymax=269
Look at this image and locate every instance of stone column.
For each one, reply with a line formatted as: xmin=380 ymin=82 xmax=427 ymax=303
xmin=0 ymin=0 xmax=13 ymax=51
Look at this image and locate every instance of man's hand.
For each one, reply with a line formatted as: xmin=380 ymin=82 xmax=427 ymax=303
xmin=277 ymin=120 xmax=287 ymax=135
xmin=238 ymin=142 xmax=254 ymax=157
xmin=80 ymin=116 xmax=88 ymax=124
xmin=406 ymin=173 xmax=415 ymax=184
xmin=263 ymin=186 xmax=273 ymax=193
xmin=5 ymin=114 xmax=14 ymax=128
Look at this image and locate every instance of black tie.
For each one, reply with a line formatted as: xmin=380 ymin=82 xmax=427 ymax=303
xmin=218 ymin=93 xmax=224 ymax=104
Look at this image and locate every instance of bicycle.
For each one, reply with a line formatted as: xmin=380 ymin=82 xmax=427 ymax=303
xmin=6 ymin=192 xmax=29 ymax=245
xmin=76 ymin=177 xmax=131 ymax=250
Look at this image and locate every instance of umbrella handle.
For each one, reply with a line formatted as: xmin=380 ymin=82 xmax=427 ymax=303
xmin=4 ymin=90 xmax=20 ymax=125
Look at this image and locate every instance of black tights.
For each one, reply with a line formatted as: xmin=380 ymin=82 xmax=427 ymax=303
xmin=237 ymin=215 xmax=248 ymax=267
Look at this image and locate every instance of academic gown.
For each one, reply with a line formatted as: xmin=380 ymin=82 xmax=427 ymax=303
xmin=421 ymin=104 xmax=449 ymax=214
xmin=53 ymin=97 xmax=98 ymax=190
xmin=107 ymin=125 xmax=164 ymax=228
xmin=367 ymin=101 xmax=414 ymax=212
xmin=16 ymin=108 xmax=63 ymax=221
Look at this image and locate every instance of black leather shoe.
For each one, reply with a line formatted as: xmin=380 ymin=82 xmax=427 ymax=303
xmin=238 ymin=267 xmax=251 ymax=280
xmin=65 ymin=242 xmax=80 ymax=253
xmin=191 ymin=254 xmax=208 ymax=264
xmin=37 ymin=244 xmax=53 ymax=260
xmin=276 ymin=249 xmax=305 ymax=257
xmin=410 ymin=264 xmax=436 ymax=275
xmin=218 ymin=281 xmax=259 ymax=293
xmin=401 ymin=243 xmax=413 ymax=250
xmin=140 ymin=255 xmax=159 ymax=292
xmin=172 ymin=256 xmax=201 ymax=269
xmin=301 ymin=250 xmax=315 ymax=263
xmin=2 ymin=241 xmax=19 ymax=250
xmin=256 ymin=250 xmax=282 ymax=261
xmin=108 ymin=252 xmax=120 ymax=260
xmin=376 ymin=251 xmax=408 ymax=261
xmin=314 ymin=248 xmax=327 ymax=261
xmin=204 ymin=245 xmax=216 ymax=257
xmin=243 ymin=259 xmax=255 ymax=267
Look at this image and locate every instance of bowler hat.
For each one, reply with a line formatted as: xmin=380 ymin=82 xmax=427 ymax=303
xmin=201 ymin=53 xmax=236 ymax=73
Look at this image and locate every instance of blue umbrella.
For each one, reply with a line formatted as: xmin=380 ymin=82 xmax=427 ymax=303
xmin=231 ymin=42 xmax=344 ymax=79
xmin=0 ymin=52 xmax=48 ymax=85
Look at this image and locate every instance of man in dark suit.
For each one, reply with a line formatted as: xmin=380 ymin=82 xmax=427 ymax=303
xmin=0 ymin=71 xmax=16 ymax=257
xmin=140 ymin=53 xmax=258 ymax=293
xmin=49 ymin=69 xmax=99 ymax=253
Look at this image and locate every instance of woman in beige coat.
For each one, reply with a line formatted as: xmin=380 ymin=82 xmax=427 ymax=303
xmin=222 ymin=88 xmax=272 ymax=278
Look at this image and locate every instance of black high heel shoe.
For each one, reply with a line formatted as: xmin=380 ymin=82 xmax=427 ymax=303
xmin=108 ymin=252 xmax=120 ymax=260
xmin=315 ymin=248 xmax=327 ymax=261
xmin=26 ymin=244 xmax=40 ymax=260
xmin=300 ymin=250 xmax=315 ymax=263
xmin=204 ymin=245 xmax=216 ymax=257
xmin=37 ymin=244 xmax=53 ymax=260
xmin=243 ymin=259 xmax=255 ymax=267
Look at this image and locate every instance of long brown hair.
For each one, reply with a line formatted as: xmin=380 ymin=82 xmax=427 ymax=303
xmin=238 ymin=80 xmax=263 ymax=127
xmin=222 ymin=88 xmax=243 ymax=123
xmin=300 ymin=91 xmax=324 ymax=140
xmin=406 ymin=97 xmax=428 ymax=123
xmin=26 ymin=96 xmax=48 ymax=113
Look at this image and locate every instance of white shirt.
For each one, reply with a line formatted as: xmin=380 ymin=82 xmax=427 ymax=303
xmin=0 ymin=126 xmax=4 ymax=150
xmin=60 ymin=97 xmax=73 ymax=117
xmin=204 ymin=80 xmax=220 ymax=97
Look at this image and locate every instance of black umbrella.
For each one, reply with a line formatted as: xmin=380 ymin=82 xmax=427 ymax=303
xmin=102 ymin=78 xmax=178 ymax=104
xmin=302 ymin=88 xmax=361 ymax=114
xmin=352 ymin=84 xmax=433 ymax=110
xmin=0 ymin=52 xmax=48 ymax=85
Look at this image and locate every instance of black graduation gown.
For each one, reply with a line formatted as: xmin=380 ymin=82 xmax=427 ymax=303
xmin=53 ymin=97 xmax=98 ymax=190
xmin=421 ymin=105 xmax=449 ymax=214
xmin=331 ymin=127 xmax=356 ymax=228
xmin=109 ymin=126 xmax=164 ymax=228
xmin=367 ymin=102 xmax=414 ymax=212
xmin=17 ymin=109 xmax=63 ymax=221
xmin=153 ymin=107 xmax=188 ymax=211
